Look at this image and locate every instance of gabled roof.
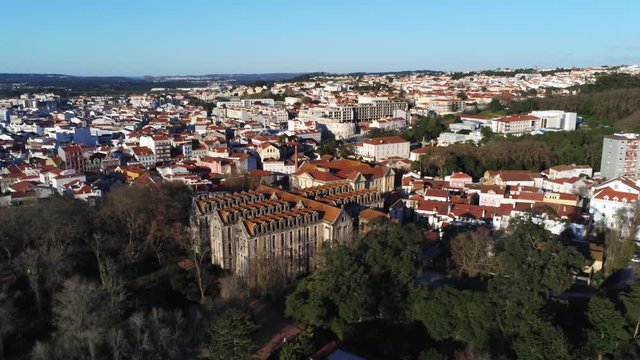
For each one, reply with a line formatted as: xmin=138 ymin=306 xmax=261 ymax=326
xmin=595 ymin=176 xmax=640 ymax=193
xmin=8 ymin=181 xmax=37 ymax=192
xmin=306 ymin=170 xmax=343 ymax=182
xmin=359 ymin=208 xmax=386 ymax=221
xmin=257 ymin=185 xmax=344 ymax=224
xmin=450 ymin=172 xmax=472 ymax=179
xmin=425 ymin=188 xmax=449 ymax=199
xmin=417 ymin=199 xmax=449 ymax=215
xmin=450 ymin=204 xmax=496 ymax=220
xmin=361 ymin=136 xmax=408 ymax=145
xmin=593 ymin=187 xmax=639 ymax=203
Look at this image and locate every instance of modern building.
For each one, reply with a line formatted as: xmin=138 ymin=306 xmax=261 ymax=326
xmin=530 ymin=110 xmax=577 ymax=131
xmin=139 ymin=135 xmax=171 ymax=164
xmin=600 ymin=133 xmax=640 ymax=180
xmin=304 ymin=97 xmax=408 ymax=125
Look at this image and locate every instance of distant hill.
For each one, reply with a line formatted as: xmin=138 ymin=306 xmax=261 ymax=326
xmin=0 ymin=73 xmax=137 ymax=83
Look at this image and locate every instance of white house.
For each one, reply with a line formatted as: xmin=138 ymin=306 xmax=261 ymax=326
xmin=262 ymin=159 xmax=296 ymax=174
xmin=589 ymin=177 xmax=640 ymax=227
xmin=355 ymin=136 xmax=410 ymax=161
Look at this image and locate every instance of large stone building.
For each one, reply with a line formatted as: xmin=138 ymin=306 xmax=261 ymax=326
xmin=190 ymin=186 xmax=356 ymax=284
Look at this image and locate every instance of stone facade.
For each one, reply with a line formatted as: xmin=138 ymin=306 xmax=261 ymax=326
xmin=191 ymin=186 xmax=355 ymax=284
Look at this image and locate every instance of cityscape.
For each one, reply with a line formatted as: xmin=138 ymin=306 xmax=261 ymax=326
xmin=2 ymin=1 xmax=640 ymax=360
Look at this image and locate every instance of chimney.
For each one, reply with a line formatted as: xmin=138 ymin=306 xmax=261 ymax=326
xmin=294 ymin=142 xmax=299 ymax=172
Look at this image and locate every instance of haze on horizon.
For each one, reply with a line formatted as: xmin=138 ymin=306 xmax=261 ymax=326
xmin=2 ymin=0 xmax=639 ymax=77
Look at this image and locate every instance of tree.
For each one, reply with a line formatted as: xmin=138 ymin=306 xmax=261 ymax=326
xmin=97 ymin=257 xmax=127 ymax=315
xmin=489 ymin=217 xmax=584 ymax=332
xmin=587 ymin=295 xmax=627 ymax=358
xmin=145 ymin=183 xmax=193 ymax=264
xmin=486 ymin=98 xmax=503 ymax=112
xmin=286 ymin=219 xmax=423 ymax=334
xmin=204 ymin=308 xmax=256 ymax=360
xmin=337 ymin=143 xmax=355 ymax=159
xmin=34 ymin=197 xmax=91 ymax=252
xmin=0 ymin=291 xmax=17 ymax=358
xmin=125 ymin=307 xmax=207 ymax=360
xmin=620 ymin=283 xmax=640 ymax=337
xmin=278 ymin=328 xmax=315 ymax=360
xmin=180 ymin=226 xmax=214 ymax=304
xmin=100 ymin=185 xmax=154 ymax=260
xmin=480 ymin=127 xmax=494 ymax=142
xmin=0 ymin=206 xmax=25 ymax=266
xmin=512 ymin=319 xmax=570 ymax=360
xmin=53 ymin=277 xmax=111 ymax=360
xmin=285 ymin=276 xmax=333 ymax=328
xmin=450 ymin=228 xmax=496 ymax=277
xmin=409 ymin=286 xmax=495 ymax=348
xmin=603 ymin=206 xmax=639 ymax=274
xmin=16 ymin=244 xmax=68 ymax=316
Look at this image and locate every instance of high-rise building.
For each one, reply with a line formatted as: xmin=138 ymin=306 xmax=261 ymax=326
xmin=600 ymin=133 xmax=640 ymax=179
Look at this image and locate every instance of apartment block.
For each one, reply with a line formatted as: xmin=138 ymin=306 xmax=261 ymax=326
xmin=600 ymin=133 xmax=640 ymax=180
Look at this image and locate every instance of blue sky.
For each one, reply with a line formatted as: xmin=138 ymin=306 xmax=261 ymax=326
xmin=1 ymin=0 xmax=639 ymax=76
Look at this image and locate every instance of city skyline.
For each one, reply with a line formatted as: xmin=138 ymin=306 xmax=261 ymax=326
xmin=2 ymin=0 xmax=640 ymax=76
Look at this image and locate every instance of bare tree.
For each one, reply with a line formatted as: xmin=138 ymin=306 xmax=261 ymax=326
xmin=0 ymin=291 xmax=17 ymax=359
xmin=450 ymin=228 xmax=496 ymax=277
xmin=30 ymin=341 xmax=52 ymax=360
xmin=53 ymin=276 xmax=110 ymax=360
xmin=98 ymin=257 xmax=127 ymax=315
xmin=603 ymin=206 xmax=639 ymax=275
xmin=107 ymin=328 xmax=128 ymax=360
xmin=124 ymin=307 xmax=207 ymax=360
xmin=179 ymin=226 xmax=212 ymax=304
xmin=16 ymin=242 xmax=69 ymax=318
xmin=100 ymin=186 xmax=153 ymax=260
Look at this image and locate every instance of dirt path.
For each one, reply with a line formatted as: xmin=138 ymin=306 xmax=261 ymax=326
xmin=250 ymin=298 xmax=302 ymax=360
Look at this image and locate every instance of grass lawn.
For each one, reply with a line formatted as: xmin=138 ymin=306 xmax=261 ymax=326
xmin=478 ymin=109 xmax=507 ymax=118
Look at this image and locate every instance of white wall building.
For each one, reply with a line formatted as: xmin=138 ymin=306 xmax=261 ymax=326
xmin=589 ymin=177 xmax=640 ymax=228
xmin=139 ymin=135 xmax=171 ymax=163
xmin=355 ymin=136 xmax=410 ymax=161
xmin=262 ymin=160 xmax=296 ymax=174
xmin=530 ymin=110 xmax=577 ymax=131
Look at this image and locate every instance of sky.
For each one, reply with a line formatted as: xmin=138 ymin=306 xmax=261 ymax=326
xmin=1 ymin=0 xmax=639 ymax=76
